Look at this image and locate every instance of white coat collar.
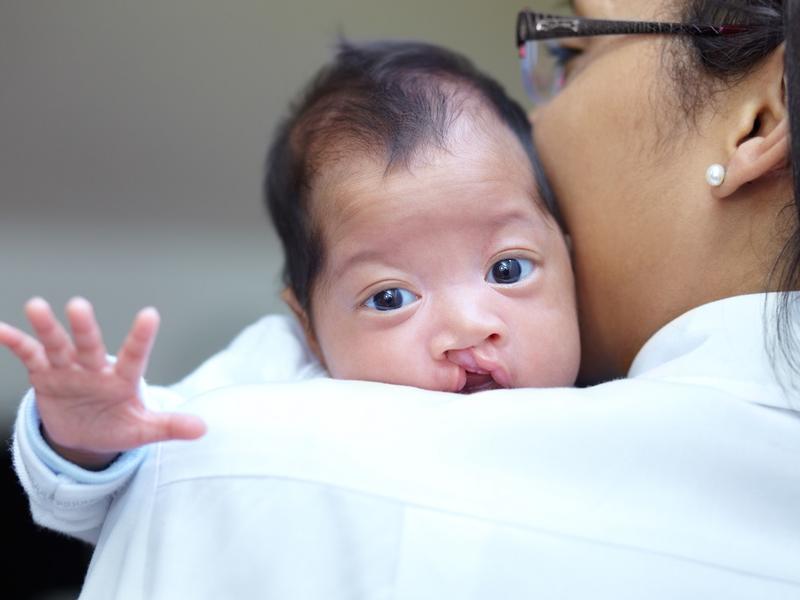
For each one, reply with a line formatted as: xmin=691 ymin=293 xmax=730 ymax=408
xmin=628 ymin=293 xmax=799 ymax=411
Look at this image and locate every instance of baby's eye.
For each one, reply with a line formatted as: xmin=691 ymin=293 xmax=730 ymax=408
xmin=486 ymin=258 xmax=535 ymax=285
xmin=364 ymin=288 xmax=419 ymax=311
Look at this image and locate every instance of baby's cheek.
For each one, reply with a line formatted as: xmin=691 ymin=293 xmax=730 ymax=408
xmin=517 ymin=309 xmax=581 ymax=388
xmin=319 ymin=332 xmax=395 ymax=382
xmin=326 ymin=342 xmax=441 ymax=389
xmin=550 ymin=337 xmax=582 ymax=387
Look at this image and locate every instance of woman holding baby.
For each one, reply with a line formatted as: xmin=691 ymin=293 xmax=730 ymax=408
xmin=5 ymin=0 xmax=800 ymax=597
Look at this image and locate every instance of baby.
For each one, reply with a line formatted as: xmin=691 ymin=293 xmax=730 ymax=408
xmin=2 ymin=40 xmax=580 ymax=471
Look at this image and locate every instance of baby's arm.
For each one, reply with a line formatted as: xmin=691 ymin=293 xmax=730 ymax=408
xmin=3 ymin=298 xmax=206 ymax=543
xmin=5 ymin=298 xmax=319 ymax=543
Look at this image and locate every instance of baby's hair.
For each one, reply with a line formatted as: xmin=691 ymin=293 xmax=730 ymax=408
xmin=264 ymin=39 xmax=557 ymax=313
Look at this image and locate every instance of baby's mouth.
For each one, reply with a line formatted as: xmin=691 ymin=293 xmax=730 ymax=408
xmin=459 ymin=370 xmax=502 ymax=394
xmin=446 ymin=349 xmax=511 ymax=394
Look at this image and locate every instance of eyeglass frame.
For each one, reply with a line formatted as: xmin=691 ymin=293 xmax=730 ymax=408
xmin=515 ymin=10 xmax=759 ymax=103
xmin=516 ymin=10 xmax=752 ymax=48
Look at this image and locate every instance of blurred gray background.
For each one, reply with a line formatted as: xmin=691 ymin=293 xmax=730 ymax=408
xmin=1 ymin=0 xmax=562 ymax=428
xmin=3 ymin=1 xmax=565 ymax=597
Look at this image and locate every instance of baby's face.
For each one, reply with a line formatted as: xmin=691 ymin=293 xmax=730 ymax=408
xmin=301 ymin=119 xmax=580 ymax=392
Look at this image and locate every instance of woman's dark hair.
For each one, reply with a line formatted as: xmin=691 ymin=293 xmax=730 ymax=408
xmin=674 ymin=0 xmax=799 ymax=380
xmin=264 ymin=40 xmax=552 ymax=314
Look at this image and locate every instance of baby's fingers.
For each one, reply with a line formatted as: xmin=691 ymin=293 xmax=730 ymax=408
xmin=115 ymin=308 xmax=160 ymax=383
xmin=0 ymin=322 xmax=49 ymax=372
xmin=140 ymin=411 xmax=207 ymax=445
xmin=66 ymin=297 xmax=108 ymax=371
xmin=25 ymin=298 xmax=75 ymax=369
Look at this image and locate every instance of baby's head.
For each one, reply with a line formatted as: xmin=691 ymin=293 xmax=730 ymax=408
xmin=265 ymin=40 xmax=580 ymax=392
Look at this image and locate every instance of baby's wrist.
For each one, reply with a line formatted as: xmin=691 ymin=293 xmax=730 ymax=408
xmin=40 ymin=426 xmax=119 ymax=471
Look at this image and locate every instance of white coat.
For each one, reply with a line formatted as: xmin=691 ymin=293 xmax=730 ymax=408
xmin=14 ymin=293 xmax=800 ymax=598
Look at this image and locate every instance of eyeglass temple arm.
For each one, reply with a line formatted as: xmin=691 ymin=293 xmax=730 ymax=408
xmin=517 ymin=13 xmax=749 ymax=46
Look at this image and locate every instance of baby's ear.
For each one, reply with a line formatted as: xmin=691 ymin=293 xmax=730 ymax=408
xmin=563 ymin=233 xmax=573 ymax=253
xmin=280 ymin=288 xmax=324 ymax=364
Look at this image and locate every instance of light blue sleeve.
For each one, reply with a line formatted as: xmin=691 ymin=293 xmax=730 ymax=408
xmin=12 ymin=389 xmax=149 ymax=544
xmin=22 ymin=390 xmax=147 ymax=485
xmin=10 ymin=313 xmax=317 ymax=544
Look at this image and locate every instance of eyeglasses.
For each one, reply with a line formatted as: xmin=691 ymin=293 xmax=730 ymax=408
xmin=516 ymin=10 xmax=754 ymax=104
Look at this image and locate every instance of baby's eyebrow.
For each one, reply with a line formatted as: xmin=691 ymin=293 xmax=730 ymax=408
xmin=328 ymin=203 xmax=548 ymax=277
xmin=333 ymin=248 xmax=387 ymax=276
xmin=484 ymin=206 xmax=542 ymax=229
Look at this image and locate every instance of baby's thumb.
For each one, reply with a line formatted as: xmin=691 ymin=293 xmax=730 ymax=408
xmin=149 ymin=412 xmax=207 ymax=443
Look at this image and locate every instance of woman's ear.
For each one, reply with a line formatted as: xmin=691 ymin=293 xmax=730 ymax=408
xmin=713 ymin=118 xmax=790 ymax=198
xmin=281 ymin=287 xmax=325 ymax=364
xmin=712 ymin=44 xmax=790 ymax=199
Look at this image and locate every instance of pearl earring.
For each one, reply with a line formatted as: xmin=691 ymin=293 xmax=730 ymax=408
xmin=705 ymin=163 xmax=726 ymax=187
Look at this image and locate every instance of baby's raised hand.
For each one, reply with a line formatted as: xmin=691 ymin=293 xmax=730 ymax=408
xmin=0 ymin=298 xmax=206 ymax=469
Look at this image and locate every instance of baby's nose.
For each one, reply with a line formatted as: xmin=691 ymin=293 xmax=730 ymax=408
xmin=430 ymin=308 xmax=506 ymax=361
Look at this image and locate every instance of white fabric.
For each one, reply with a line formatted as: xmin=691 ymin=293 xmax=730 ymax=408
xmin=12 ymin=314 xmax=323 ymax=543
xmin=76 ymin=293 xmax=800 ymax=599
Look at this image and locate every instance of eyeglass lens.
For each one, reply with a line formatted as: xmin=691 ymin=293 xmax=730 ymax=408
xmin=520 ymin=40 xmax=566 ymax=105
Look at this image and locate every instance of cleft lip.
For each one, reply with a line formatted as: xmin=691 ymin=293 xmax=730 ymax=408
xmin=447 ymin=349 xmax=512 ymax=393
